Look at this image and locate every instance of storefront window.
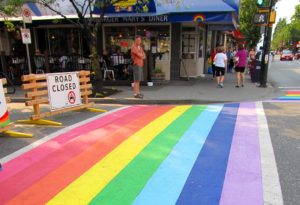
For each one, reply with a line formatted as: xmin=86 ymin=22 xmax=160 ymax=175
xmin=47 ymin=28 xmax=82 ymax=56
xmin=206 ymin=31 xmax=212 ymax=57
xmin=182 ymin=33 xmax=196 ymax=59
xmin=104 ymin=26 xmax=135 ymax=54
xmin=104 ymin=25 xmax=170 ymax=57
xmin=136 ymin=25 xmax=170 ymax=60
xmin=198 ymin=30 xmax=204 ymax=58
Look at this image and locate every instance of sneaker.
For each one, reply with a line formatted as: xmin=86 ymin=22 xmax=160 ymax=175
xmin=235 ymin=85 xmax=240 ymax=88
xmin=134 ymin=94 xmax=143 ymax=99
xmin=220 ymin=84 xmax=224 ymax=88
xmin=217 ymin=84 xmax=222 ymax=88
xmin=241 ymin=84 xmax=244 ymax=87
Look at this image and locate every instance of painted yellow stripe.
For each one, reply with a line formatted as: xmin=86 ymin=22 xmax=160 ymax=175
xmin=47 ymin=106 xmax=190 ymax=205
xmin=286 ymin=94 xmax=300 ymax=97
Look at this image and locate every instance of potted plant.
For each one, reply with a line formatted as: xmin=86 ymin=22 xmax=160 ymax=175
xmin=151 ymin=67 xmax=165 ymax=82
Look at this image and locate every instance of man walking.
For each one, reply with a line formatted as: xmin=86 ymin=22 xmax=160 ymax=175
xmin=131 ymin=36 xmax=145 ymax=98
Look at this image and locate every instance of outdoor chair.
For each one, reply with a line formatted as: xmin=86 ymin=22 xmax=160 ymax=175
xmin=101 ymin=60 xmax=115 ymax=80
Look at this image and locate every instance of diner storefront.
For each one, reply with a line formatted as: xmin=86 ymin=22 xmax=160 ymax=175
xmin=0 ymin=0 xmax=240 ymax=83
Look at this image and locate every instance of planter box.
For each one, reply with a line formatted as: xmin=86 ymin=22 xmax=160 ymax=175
xmin=151 ymin=73 xmax=165 ymax=82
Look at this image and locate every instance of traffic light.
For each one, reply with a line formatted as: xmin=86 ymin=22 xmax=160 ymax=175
xmin=257 ymin=0 xmax=271 ymax=7
xmin=257 ymin=0 xmax=263 ymax=5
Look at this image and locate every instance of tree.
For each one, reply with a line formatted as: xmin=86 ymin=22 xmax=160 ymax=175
xmin=272 ymin=18 xmax=290 ymax=50
xmin=272 ymin=5 xmax=300 ymax=51
xmin=0 ymin=0 xmax=24 ymax=16
xmin=289 ymin=5 xmax=300 ymax=51
xmin=239 ymin=0 xmax=261 ymax=48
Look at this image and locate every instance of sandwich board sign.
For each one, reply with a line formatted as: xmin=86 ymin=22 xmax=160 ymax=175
xmin=0 ymin=80 xmax=10 ymax=127
xmin=46 ymin=72 xmax=82 ymax=110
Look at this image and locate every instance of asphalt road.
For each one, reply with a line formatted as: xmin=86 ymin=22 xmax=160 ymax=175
xmin=268 ymin=57 xmax=300 ymax=89
xmin=263 ymin=102 xmax=300 ymax=205
xmin=267 ymin=58 xmax=300 ymax=205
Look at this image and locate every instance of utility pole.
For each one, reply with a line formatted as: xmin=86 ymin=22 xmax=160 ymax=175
xmin=258 ymin=0 xmax=277 ymax=87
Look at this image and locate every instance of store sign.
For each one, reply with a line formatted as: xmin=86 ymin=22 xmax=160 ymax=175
xmin=21 ymin=29 xmax=32 ymax=44
xmin=101 ymin=15 xmax=169 ymax=23
xmin=0 ymin=81 xmax=10 ymax=127
xmin=46 ymin=72 xmax=82 ymax=110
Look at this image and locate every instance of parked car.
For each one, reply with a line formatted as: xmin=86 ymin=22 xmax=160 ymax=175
xmin=280 ymin=50 xmax=294 ymax=61
xmin=295 ymin=51 xmax=300 ymax=60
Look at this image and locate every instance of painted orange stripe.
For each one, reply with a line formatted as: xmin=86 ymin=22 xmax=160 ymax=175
xmin=7 ymin=106 xmax=172 ymax=205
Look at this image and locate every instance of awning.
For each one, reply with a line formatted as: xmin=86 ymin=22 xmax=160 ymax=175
xmin=95 ymin=0 xmax=236 ymax=15
xmin=2 ymin=0 xmax=240 ymax=28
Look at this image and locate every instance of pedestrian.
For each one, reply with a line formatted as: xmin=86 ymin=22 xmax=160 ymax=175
xmin=210 ymin=47 xmax=217 ymax=79
xmin=227 ymin=47 xmax=234 ymax=73
xmin=213 ymin=47 xmax=227 ymax=88
xmin=271 ymin=51 xmax=275 ymax=62
xmin=131 ymin=35 xmax=145 ymax=98
xmin=249 ymin=47 xmax=256 ymax=82
xmin=234 ymin=44 xmax=248 ymax=87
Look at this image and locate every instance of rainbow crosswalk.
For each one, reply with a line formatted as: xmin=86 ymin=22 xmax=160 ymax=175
xmin=275 ymin=90 xmax=300 ymax=101
xmin=0 ymin=103 xmax=283 ymax=205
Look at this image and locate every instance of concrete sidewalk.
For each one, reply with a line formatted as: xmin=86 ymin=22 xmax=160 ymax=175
xmin=8 ymin=72 xmax=282 ymax=104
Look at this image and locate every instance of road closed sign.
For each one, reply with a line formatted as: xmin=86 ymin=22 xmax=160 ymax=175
xmin=46 ymin=72 xmax=82 ymax=110
xmin=0 ymin=80 xmax=10 ymax=127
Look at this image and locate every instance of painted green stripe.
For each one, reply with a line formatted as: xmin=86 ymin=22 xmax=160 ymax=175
xmin=0 ymin=119 xmax=10 ymax=128
xmin=89 ymin=106 xmax=206 ymax=205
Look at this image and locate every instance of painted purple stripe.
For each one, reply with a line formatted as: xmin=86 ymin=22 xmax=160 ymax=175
xmin=220 ymin=103 xmax=263 ymax=205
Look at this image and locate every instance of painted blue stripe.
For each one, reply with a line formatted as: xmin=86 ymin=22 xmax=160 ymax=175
xmin=27 ymin=3 xmax=42 ymax=16
xmin=176 ymin=103 xmax=239 ymax=205
xmin=277 ymin=97 xmax=300 ymax=100
xmin=133 ymin=105 xmax=223 ymax=205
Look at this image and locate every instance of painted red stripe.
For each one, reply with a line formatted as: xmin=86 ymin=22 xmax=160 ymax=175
xmin=0 ymin=110 xmax=9 ymax=121
xmin=0 ymin=106 xmax=159 ymax=204
xmin=6 ymin=106 xmax=172 ymax=205
xmin=287 ymin=91 xmax=300 ymax=95
xmin=0 ymin=106 xmax=140 ymax=183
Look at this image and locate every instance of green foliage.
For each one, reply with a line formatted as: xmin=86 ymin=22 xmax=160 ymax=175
xmin=272 ymin=5 xmax=300 ymax=51
xmin=0 ymin=0 xmax=24 ymax=16
xmin=154 ymin=67 xmax=163 ymax=73
xmin=239 ymin=0 xmax=261 ymax=48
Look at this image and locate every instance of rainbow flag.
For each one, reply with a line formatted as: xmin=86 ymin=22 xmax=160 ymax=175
xmin=0 ymin=103 xmax=282 ymax=204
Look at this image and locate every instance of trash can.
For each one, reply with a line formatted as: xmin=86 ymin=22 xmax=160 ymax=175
xmin=252 ymin=60 xmax=261 ymax=83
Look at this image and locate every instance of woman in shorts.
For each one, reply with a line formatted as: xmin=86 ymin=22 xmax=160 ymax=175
xmin=213 ymin=47 xmax=227 ymax=88
xmin=234 ymin=44 xmax=248 ymax=87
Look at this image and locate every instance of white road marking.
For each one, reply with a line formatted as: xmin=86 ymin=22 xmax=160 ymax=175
xmin=0 ymin=106 xmax=129 ymax=164
xmin=278 ymin=87 xmax=300 ymax=90
xmin=256 ymin=102 xmax=284 ymax=205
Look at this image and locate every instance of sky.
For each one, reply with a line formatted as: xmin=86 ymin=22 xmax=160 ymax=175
xmin=275 ymin=0 xmax=300 ymax=24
